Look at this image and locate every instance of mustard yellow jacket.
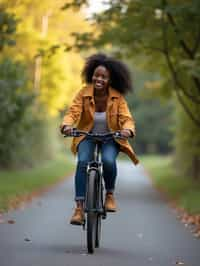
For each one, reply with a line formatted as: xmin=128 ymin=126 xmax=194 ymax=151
xmin=61 ymin=84 xmax=139 ymax=165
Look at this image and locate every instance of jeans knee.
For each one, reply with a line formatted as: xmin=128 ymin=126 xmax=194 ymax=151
xmin=102 ymin=157 xmax=115 ymax=167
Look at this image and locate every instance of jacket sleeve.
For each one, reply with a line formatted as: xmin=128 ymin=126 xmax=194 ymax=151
xmin=60 ymin=89 xmax=84 ymax=129
xmin=118 ymin=95 xmax=136 ymax=136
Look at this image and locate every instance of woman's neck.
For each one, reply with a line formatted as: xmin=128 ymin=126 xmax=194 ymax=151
xmin=94 ymin=88 xmax=109 ymax=97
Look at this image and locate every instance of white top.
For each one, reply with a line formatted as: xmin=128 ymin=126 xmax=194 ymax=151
xmin=91 ymin=112 xmax=109 ymax=134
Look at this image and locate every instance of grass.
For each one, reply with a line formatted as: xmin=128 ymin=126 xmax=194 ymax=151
xmin=140 ymin=155 xmax=200 ymax=214
xmin=0 ymin=153 xmax=75 ymax=212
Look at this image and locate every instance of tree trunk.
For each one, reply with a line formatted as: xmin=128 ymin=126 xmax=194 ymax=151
xmin=192 ymin=155 xmax=200 ymax=181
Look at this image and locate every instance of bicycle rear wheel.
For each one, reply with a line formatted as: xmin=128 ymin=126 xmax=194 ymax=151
xmin=86 ymin=170 xmax=98 ymax=254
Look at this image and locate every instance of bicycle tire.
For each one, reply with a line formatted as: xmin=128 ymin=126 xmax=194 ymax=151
xmin=95 ymin=214 xmax=101 ymax=248
xmin=86 ymin=169 xmax=98 ymax=254
xmin=95 ymin=178 xmax=103 ymax=248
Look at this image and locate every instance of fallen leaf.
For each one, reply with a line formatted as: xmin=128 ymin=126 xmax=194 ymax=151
xmin=19 ymin=203 xmax=26 ymax=211
xmin=194 ymin=215 xmax=200 ymax=226
xmin=0 ymin=214 xmax=5 ymax=223
xmin=194 ymin=229 xmax=200 ymax=238
xmin=175 ymin=261 xmax=185 ymax=265
xmin=0 ymin=218 xmax=5 ymax=224
xmin=7 ymin=219 xmax=15 ymax=224
xmin=65 ymin=250 xmax=72 ymax=254
xmin=187 ymin=216 xmax=195 ymax=224
xmin=24 ymin=238 xmax=31 ymax=242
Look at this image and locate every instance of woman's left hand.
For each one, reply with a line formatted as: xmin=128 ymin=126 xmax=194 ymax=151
xmin=120 ymin=129 xmax=132 ymax=138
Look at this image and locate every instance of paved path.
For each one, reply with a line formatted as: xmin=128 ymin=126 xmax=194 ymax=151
xmin=0 ymin=161 xmax=199 ymax=266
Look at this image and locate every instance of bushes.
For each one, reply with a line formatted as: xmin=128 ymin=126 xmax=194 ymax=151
xmin=0 ymin=57 xmax=33 ymax=167
xmin=0 ymin=57 xmax=60 ymax=169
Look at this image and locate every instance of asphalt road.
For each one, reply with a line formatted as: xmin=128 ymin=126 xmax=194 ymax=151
xmin=0 ymin=161 xmax=199 ymax=266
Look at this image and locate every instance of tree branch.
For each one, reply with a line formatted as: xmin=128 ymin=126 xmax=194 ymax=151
xmin=161 ymin=22 xmax=200 ymax=104
xmin=166 ymin=10 xmax=194 ymax=59
xmin=164 ymin=50 xmax=200 ymax=104
xmin=164 ymin=1 xmax=200 ymax=93
xmin=162 ymin=0 xmax=200 ymax=127
xmin=192 ymin=25 xmax=200 ymax=54
xmin=175 ymin=88 xmax=200 ymax=127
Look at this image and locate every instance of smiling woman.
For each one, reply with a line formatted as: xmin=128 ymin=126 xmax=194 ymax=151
xmin=60 ymin=53 xmax=139 ymax=226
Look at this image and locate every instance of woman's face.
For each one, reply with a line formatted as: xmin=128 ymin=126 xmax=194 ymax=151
xmin=92 ymin=65 xmax=110 ymax=92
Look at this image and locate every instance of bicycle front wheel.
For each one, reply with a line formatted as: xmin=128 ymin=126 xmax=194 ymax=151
xmin=95 ymin=213 xmax=101 ymax=248
xmin=86 ymin=169 xmax=98 ymax=254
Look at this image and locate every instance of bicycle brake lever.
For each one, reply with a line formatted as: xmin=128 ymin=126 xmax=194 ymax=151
xmin=114 ymin=131 xmax=127 ymax=140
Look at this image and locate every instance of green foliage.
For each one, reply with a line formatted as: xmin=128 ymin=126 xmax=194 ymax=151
xmin=141 ymin=155 xmax=200 ymax=214
xmin=0 ymin=57 xmax=62 ymax=168
xmin=126 ymin=67 xmax=173 ymax=154
xmin=0 ymin=57 xmax=34 ymax=167
xmin=133 ymin=98 xmax=173 ymax=154
xmin=0 ymin=7 xmax=17 ymax=50
xmin=0 ymin=153 xmax=75 ymax=212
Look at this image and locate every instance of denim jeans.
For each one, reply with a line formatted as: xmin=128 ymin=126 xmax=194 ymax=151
xmin=74 ymin=137 xmax=120 ymax=201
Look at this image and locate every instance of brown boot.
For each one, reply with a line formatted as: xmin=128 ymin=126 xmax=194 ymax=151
xmin=70 ymin=207 xmax=85 ymax=225
xmin=105 ymin=193 xmax=117 ymax=212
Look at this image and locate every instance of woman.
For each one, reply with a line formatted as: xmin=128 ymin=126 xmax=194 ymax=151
xmin=60 ymin=53 xmax=139 ymax=225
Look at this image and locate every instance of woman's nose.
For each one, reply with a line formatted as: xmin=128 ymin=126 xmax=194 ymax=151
xmin=96 ymin=76 xmax=103 ymax=82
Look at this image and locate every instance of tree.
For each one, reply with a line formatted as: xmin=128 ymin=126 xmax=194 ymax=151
xmin=1 ymin=0 xmax=91 ymax=115
xmin=62 ymin=0 xmax=200 ymax=179
xmin=0 ymin=1 xmax=91 ymax=168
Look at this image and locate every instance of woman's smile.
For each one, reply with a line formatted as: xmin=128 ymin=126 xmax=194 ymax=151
xmin=95 ymin=80 xmax=104 ymax=89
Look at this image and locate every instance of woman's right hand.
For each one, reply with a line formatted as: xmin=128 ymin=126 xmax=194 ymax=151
xmin=60 ymin=125 xmax=73 ymax=135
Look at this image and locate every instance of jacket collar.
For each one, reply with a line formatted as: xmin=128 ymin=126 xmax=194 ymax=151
xmin=83 ymin=84 xmax=120 ymax=99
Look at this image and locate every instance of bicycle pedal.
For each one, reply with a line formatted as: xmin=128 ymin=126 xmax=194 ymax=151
xmin=102 ymin=213 xmax=107 ymax=219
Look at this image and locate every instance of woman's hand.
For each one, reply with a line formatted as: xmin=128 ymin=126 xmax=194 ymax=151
xmin=60 ymin=125 xmax=73 ymax=135
xmin=120 ymin=129 xmax=132 ymax=138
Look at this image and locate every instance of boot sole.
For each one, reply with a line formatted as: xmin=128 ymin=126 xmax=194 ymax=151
xmin=105 ymin=208 xmax=117 ymax=212
xmin=70 ymin=220 xmax=84 ymax=226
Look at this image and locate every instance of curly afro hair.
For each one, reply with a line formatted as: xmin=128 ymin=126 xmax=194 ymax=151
xmin=81 ymin=53 xmax=133 ymax=95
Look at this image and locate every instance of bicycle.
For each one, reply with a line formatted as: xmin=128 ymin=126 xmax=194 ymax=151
xmin=64 ymin=129 xmax=124 ymax=254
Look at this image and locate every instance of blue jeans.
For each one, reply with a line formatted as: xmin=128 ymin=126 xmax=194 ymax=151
xmin=74 ymin=137 xmax=120 ymax=201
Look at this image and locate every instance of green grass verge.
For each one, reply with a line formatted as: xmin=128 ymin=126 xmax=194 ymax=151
xmin=0 ymin=153 xmax=75 ymax=212
xmin=140 ymin=155 xmax=200 ymax=214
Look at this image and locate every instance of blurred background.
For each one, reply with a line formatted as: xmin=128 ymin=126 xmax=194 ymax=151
xmin=0 ymin=0 xmax=199 ymax=214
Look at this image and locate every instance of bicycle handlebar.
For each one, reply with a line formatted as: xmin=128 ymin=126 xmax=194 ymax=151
xmin=63 ymin=128 xmax=126 ymax=139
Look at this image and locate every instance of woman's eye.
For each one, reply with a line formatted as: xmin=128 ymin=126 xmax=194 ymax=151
xmin=93 ymin=73 xmax=109 ymax=80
